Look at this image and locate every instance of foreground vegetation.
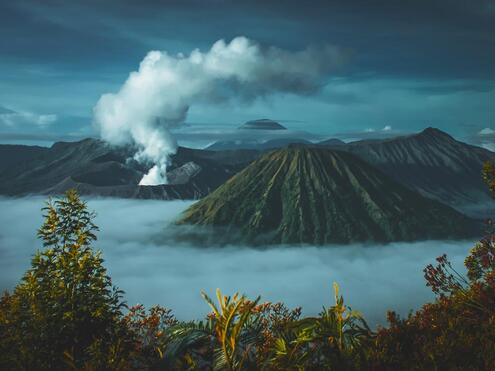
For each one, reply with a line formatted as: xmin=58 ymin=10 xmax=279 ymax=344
xmin=1 ymin=188 xmax=495 ymax=370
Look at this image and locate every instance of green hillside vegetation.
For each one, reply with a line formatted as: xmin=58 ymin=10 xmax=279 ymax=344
xmin=177 ymin=146 xmax=478 ymax=245
xmin=1 ymin=187 xmax=495 ymax=370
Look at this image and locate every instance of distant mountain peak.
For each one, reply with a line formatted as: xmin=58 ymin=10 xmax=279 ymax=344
xmin=238 ymin=119 xmax=287 ymax=130
xmin=418 ymin=127 xmax=453 ymax=140
xmin=317 ymin=137 xmax=345 ymax=147
xmin=340 ymin=126 xmax=495 ymax=213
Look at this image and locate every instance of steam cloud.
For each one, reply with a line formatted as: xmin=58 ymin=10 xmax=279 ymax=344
xmin=0 ymin=196 xmax=474 ymax=326
xmin=93 ymin=37 xmax=345 ymax=185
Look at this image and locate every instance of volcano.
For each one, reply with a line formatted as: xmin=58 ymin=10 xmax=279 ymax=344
xmin=177 ymin=146 xmax=479 ymax=245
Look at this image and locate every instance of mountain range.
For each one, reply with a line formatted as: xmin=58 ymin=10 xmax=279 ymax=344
xmin=0 ymin=139 xmax=258 ymax=199
xmin=337 ymin=128 xmax=495 ymax=215
xmin=1 ymin=127 xmax=494 ymax=217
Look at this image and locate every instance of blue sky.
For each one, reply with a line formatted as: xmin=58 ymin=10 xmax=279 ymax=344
xmin=1 ymin=0 xmax=495 ymax=147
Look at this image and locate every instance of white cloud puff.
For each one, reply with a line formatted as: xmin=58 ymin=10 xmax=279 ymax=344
xmin=0 ymin=111 xmax=57 ymax=128
xmin=479 ymin=127 xmax=495 ymax=135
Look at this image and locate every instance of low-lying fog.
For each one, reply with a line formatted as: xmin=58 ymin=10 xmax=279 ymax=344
xmin=0 ymin=197 xmax=476 ymax=327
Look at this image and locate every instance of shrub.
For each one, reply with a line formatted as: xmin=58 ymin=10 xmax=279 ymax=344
xmin=0 ymin=190 xmax=129 ymax=370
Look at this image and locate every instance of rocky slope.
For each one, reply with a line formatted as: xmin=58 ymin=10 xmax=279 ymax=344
xmin=340 ymin=128 xmax=495 ymax=214
xmin=0 ymin=144 xmax=48 ymax=172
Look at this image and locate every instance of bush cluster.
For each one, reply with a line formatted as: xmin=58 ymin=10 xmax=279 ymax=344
xmin=1 ymin=189 xmax=494 ymax=370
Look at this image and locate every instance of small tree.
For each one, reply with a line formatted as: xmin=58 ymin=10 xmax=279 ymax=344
xmin=161 ymin=289 xmax=262 ymax=370
xmin=0 ymin=190 xmax=126 ymax=370
xmin=269 ymin=283 xmax=372 ymax=370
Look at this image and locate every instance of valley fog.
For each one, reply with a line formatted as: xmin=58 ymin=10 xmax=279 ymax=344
xmin=0 ymin=197 xmax=475 ymax=327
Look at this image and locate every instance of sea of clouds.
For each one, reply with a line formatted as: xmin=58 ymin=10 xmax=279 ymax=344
xmin=0 ymin=197 xmax=475 ymax=327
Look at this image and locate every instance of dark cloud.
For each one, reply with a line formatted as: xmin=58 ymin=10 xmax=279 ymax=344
xmin=1 ymin=0 xmax=494 ymax=143
xmin=411 ymin=81 xmax=495 ymax=95
xmin=0 ymin=106 xmax=15 ymax=114
xmin=320 ymin=90 xmax=364 ymax=106
xmin=3 ymin=0 xmax=494 ymax=77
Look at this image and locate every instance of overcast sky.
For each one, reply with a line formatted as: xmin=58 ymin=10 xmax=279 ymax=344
xmin=1 ymin=0 xmax=495 ymax=146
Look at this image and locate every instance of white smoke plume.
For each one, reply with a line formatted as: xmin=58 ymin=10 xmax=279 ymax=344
xmin=93 ymin=36 xmax=345 ymax=185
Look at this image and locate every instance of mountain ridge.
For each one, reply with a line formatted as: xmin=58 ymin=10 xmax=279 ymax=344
xmin=0 ymin=138 xmax=258 ymax=199
xmin=1 ymin=127 xmax=494 ymax=215
xmin=339 ymin=127 xmax=495 ymax=214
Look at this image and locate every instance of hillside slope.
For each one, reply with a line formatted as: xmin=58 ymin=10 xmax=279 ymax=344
xmin=342 ymin=128 xmax=495 ymax=213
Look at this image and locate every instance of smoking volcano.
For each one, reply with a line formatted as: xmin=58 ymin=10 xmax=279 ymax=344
xmin=93 ymin=37 xmax=345 ymax=185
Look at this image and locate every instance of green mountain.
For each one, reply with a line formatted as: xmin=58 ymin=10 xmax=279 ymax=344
xmin=177 ymin=146 xmax=479 ymax=245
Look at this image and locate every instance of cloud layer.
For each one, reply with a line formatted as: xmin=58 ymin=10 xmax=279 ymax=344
xmin=0 ymin=108 xmax=57 ymax=129
xmin=93 ymin=37 xmax=345 ymax=185
xmin=0 ymin=196 xmax=474 ymax=326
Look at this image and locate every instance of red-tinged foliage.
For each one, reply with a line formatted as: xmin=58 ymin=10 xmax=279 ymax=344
xmin=3 ymin=183 xmax=495 ymax=369
xmin=370 ymin=295 xmax=495 ymax=370
xmin=369 ymin=228 xmax=495 ymax=369
xmin=120 ymin=304 xmax=179 ymax=368
xmin=252 ymin=301 xmax=302 ymax=364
